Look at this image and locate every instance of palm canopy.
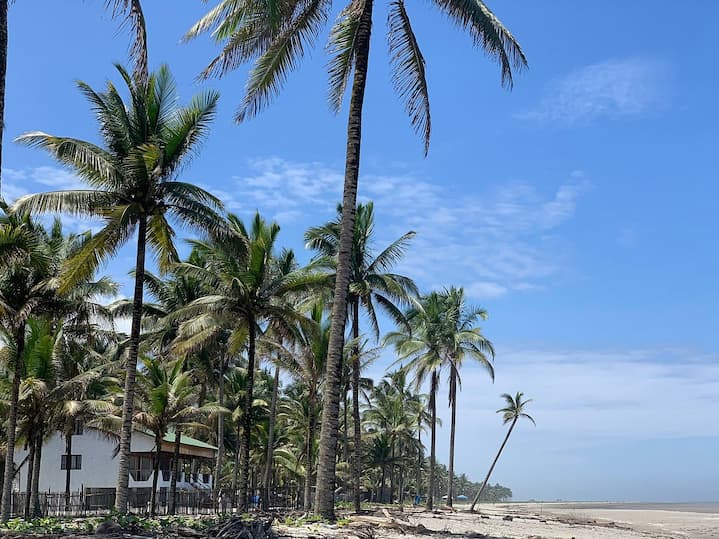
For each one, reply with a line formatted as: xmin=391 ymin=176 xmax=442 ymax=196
xmin=171 ymin=212 xmax=323 ymax=357
xmin=305 ymin=201 xmax=417 ymax=338
xmin=497 ymin=391 xmax=535 ymax=426
xmin=186 ymin=0 xmax=525 ymax=153
xmin=13 ymin=64 xmax=224 ymax=290
xmin=386 ymin=287 xmax=494 ymax=387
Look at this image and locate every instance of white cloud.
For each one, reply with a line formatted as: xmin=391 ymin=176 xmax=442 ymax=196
xmin=225 ymin=157 xmax=343 ymax=221
xmin=463 ymin=281 xmax=507 ymax=299
xmin=223 ymin=158 xmax=589 ymax=297
xmin=469 ymin=347 xmax=719 ymax=441
xmin=517 ymin=58 xmax=670 ymax=124
xmin=3 ymin=166 xmax=103 ymax=233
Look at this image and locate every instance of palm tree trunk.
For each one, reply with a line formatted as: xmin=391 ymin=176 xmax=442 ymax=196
xmin=115 ymin=216 xmax=147 ymax=514
xmin=238 ymin=314 xmax=256 ymax=511
xmin=426 ymin=371 xmax=437 ymax=511
xmin=313 ymin=0 xmax=373 ymax=521
xmin=0 ymin=0 xmax=7 ymax=197
xmin=24 ymin=434 xmax=35 ymax=519
xmin=1 ymin=322 xmax=26 ymax=521
xmin=379 ymin=464 xmax=386 ymax=503
xmin=169 ymin=426 xmax=181 ymax=515
xmin=351 ymin=299 xmax=363 ymax=513
xmin=64 ymin=433 xmax=72 ymax=512
xmin=232 ymin=417 xmax=241 ymax=509
xmin=469 ymin=418 xmax=517 ymax=512
xmin=261 ymin=365 xmax=279 ymax=511
xmin=303 ymin=388 xmax=318 ymax=510
xmin=214 ymin=354 xmax=225 ymax=512
xmin=415 ymin=420 xmax=422 ymax=501
xmin=31 ymin=428 xmax=42 ymax=517
xmin=150 ymin=433 xmax=161 ymax=516
xmin=446 ymin=366 xmax=457 ymax=507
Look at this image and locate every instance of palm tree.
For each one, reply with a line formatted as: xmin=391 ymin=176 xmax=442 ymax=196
xmin=271 ymin=301 xmax=329 ymax=509
xmin=0 ymin=1 xmax=147 ymax=199
xmin=385 ymin=291 xmax=452 ymax=510
xmin=13 ymin=64 xmax=224 ymax=513
xmin=172 ymin=212 xmax=320 ymax=510
xmin=0 ymin=211 xmax=57 ymax=520
xmin=0 ymin=0 xmax=7 ymax=198
xmin=305 ymin=201 xmax=416 ymax=512
xmin=442 ymin=287 xmax=494 ymax=508
xmin=187 ymin=0 xmax=525 ymax=519
xmin=133 ymin=357 xmax=209 ymax=516
xmin=469 ymin=392 xmax=534 ymax=512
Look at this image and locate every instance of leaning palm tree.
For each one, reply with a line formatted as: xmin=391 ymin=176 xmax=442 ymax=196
xmin=305 ymin=201 xmax=416 ymax=512
xmin=442 ymin=287 xmax=494 ymax=508
xmin=13 ymin=65 xmax=224 ymax=513
xmin=187 ymin=0 xmax=525 ymax=519
xmin=469 ymin=392 xmax=534 ymax=511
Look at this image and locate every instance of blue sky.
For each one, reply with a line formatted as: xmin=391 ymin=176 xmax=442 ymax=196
xmin=4 ymin=1 xmax=719 ymax=502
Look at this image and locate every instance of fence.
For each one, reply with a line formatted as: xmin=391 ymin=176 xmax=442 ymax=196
xmin=11 ymin=488 xmax=215 ymax=518
xmin=10 ymin=486 xmax=300 ymax=518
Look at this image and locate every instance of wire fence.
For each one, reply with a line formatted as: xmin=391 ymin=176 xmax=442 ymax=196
xmin=10 ymin=486 xmax=301 ymax=518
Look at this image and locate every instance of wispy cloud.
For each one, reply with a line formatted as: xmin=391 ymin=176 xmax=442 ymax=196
xmin=222 ymin=158 xmax=589 ymax=299
xmin=517 ymin=58 xmax=671 ymax=124
xmin=215 ymin=158 xmax=343 ymax=220
xmin=418 ymin=345 xmax=719 ymax=500
xmin=3 ymin=166 xmax=102 ymax=233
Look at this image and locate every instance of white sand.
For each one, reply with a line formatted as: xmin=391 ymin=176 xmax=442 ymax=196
xmin=275 ymin=503 xmax=719 ymax=539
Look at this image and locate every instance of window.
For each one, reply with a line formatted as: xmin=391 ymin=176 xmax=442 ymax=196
xmin=61 ymin=454 xmax=82 ymax=470
xmin=72 ymin=419 xmax=84 ymax=436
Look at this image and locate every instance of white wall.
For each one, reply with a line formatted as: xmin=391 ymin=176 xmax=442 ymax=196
xmin=14 ymin=429 xmax=161 ymax=493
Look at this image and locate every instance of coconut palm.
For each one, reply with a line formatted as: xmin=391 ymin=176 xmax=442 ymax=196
xmin=187 ymin=0 xmax=525 ymax=519
xmin=305 ymin=201 xmax=416 ymax=511
xmin=13 ymin=65 xmax=224 ymax=512
xmin=442 ymin=287 xmax=494 ymax=507
xmin=271 ymin=301 xmax=329 ymax=509
xmin=0 ymin=212 xmax=58 ymax=520
xmin=385 ymin=291 xmax=452 ymax=510
xmin=0 ymin=0 xmax=6 ymax=197
xmin=133 ymin=357 xmax=211 ymax=516
xmin=0 ymin=1 xmax=147 ymax=199
xmin=469 ymin=392 xmax=534 ymax=511
xmin=172 ymin=212 xmax=321 ymax=510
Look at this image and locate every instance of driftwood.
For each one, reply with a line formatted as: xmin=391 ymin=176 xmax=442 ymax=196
xmin=207 ymin=517 xmax=274 ymax=539
xmin=349 ymin=509 xmax=429 ymax=535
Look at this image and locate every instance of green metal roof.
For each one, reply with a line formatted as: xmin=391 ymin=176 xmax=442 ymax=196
xmin=163 ymin=430 xmax=217 ymax=451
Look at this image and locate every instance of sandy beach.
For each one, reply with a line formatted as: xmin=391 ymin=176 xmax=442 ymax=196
xmin=275 ymin=503 xmax=719 ymax=539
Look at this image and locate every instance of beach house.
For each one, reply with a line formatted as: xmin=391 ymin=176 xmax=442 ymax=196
xmin=13 ymin=423 xmax=217 ymax=510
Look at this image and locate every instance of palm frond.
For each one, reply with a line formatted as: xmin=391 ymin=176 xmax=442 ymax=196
xmin=387 ymin=0 xmax=431 ymax=154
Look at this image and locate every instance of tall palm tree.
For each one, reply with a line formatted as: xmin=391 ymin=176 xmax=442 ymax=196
xmin=13 ymin=65 xmax=224 ymax=513
xmin=0 ymin=0 xmax=7 ymax=198
xmin=442 ymin=287 xmax=494 ymax=508
xmin=133 ymin=357 xmax=209 ymax=516
xmin=305 ymin=201 xmax=416 ymax=512
xmin=271 ymin=301 xmax=329 ymax=509
xmin=172 ymin=212 xmax=320 ymax=510
xmin=469 ymin=391 xmax=534 ymax=512
xmin=0 ymin=1 xmax=147 ymax=199
xmin=0 ymin=211 xmax=57 ymax=520
xmin=186 ymin=0 xmax=525 ymax=519
xmin=385 ymin=291 xmax=453 ymax=510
